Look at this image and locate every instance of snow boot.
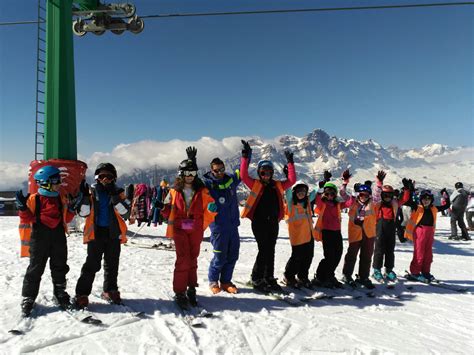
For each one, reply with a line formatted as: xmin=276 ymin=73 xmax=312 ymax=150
xmin=53 ymin=282 xmax=71 ymax=310
xmin=186 ymin=287 xmax=198 ymax=307
xmin=372 ymin=268 xmax=383 ymax=282
xmin=101 ymin=290 xmax=122 ymax=305
xmin=209 ymin=281 xmax=221 ymax=295
xmin=73 ymin=295 xmax=89 ymax=310
xmin=220 ymin=282 xmax=238 ymax=294
xmin=175 ymin=292 xmax=190 ymax=310
xmin=385 ymin=270 xmax=397 ymax=282
xmin=252 ymin=279 xmax=271 ymax=293
xmin=266 ymin=277 xmax=284 ymax=293
xmin=21 ymin=297 xmax=35 ymax=317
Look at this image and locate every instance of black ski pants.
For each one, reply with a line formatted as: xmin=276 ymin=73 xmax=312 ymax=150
xmin=284 ymin=238 xmax=314 ymax=281
xmin=315 ymin=230 xmax=343 ymax=282
xmin=251 ymin=219 xmax=279 ymax=282
xmin=22 ymin=223 xmax=69 ymax=299
xmin=75 ymin=226 xmax=121 ymax=296
xmin=450 ymin=212 xmax=469 ymax=238
xmin=372 ymin=219 xmax=396 ymax=271
xmin=342 ymin=231 xmax=375 ymax=280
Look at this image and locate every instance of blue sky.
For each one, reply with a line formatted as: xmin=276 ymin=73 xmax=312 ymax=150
xmin=1 ymin=0 xmax=473 ymax=164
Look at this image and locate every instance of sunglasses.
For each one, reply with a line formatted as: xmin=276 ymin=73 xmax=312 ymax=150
xmin=96 ymin=173 xmax=114 ymax=180
xmin=183 ymin=171 xmax=197 ymax=177
xmin=212 ymin=167 xmax=225 ymax=174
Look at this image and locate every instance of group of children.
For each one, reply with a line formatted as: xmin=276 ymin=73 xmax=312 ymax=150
xmin=16 ymin=141 xmax=458 ymax=314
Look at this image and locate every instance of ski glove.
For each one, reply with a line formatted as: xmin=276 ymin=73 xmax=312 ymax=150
xmin=79 ymin=179 xmax=90 ymax=197
xmin=186 ymin=146 xmax=197 ymax=162
xmin=376 ymin=170 xmax=386 ymax=182
xmin=207 ymin=202 xmax=218 ymax=213
xmin=284 ymin=150 xmax=294 ymax=164
xmin=342 ymin=169 xmax=352 ymax=182
xmin=318 ymin=181 xmax=325 ymax=189
xmin=15 ymin=190 xmax=29 ymax=211
xmin=241 ymin=140 xmax=252 ymax=159
xmin=323 ymin=170 xmax=332 ymax=182
xmin=402 ymin=178 xmax=415 ymax=191
xmin=283 ymin=165 xmax=288 ymax=179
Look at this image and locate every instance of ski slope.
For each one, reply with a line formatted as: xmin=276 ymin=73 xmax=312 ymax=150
xmin=0 ymin=214 xmax=473 ymax=354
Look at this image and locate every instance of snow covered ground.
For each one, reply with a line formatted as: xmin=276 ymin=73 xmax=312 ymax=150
xmin=0 ymin=213 xmax=473 ymax=354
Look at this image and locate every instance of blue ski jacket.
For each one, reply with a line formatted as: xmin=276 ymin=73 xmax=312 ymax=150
xmin=202 ymin=169 xmax=241 ymax=232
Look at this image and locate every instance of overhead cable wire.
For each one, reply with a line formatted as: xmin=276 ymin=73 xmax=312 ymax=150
xmin=0 ymin=2 xmax=472 ymax=26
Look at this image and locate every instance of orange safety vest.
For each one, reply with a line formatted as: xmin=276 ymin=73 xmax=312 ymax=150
xmin=83 ymin=192 xmax=128 ymax=244
xmin=241 ymin=180 xmax=285 ymax=220
xmin=285 ymin=200 xmax=316 ymax=246
xmin=313 ymin=202 xmax=341 ymax=242
xmin=18 ymin=193 xmax=70 ymax=258
xmin=166 ymin=188 xmax=216 ymax=238
xmin=347 ymin=201 xmax=377 ymax=243
xmin=404 ymin=205 xmax=438 ymax=241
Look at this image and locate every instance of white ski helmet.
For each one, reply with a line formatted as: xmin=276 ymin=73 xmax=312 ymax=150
xmin=292 ymin=180 xmax=309 ymax=193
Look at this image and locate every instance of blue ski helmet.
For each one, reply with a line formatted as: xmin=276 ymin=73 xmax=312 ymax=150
xmin=257 ymin=160 xmax=274 ymax=171
xmin=34 ymin=166 xmax=61 ymax=185
xmin=358 ymin=184 xmax=372 ymax=195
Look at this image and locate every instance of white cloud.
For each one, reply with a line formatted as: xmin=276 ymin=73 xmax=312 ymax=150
xmin=0 ymin=161 xmax=29 ymax=191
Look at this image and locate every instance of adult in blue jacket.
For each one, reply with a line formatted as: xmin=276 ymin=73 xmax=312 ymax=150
xmin=202 ymin=157 xmax=241 ymax=294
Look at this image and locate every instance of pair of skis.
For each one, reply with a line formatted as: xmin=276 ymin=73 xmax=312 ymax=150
xmin=126 ymin=240 xmax=175 ymax=251
xmin=402 ymin=272 xmax=469 ymax=293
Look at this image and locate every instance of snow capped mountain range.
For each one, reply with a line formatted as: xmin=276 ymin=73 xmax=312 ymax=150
xmin=118 ymin=129 xmax=473 ymax=192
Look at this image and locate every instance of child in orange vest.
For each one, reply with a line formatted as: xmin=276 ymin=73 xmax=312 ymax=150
xmin=161 ymin=147 xmax=217 ymax=310
xmin=283 ymin=181 xmax=317 ymax=288
xmin=16 ymin=166 xmax=75 ymax=317
xmin=405 ymin=188 xmax=450 ymax=282
xmin=312 ymin=170 xmax=354 ymax=288
xmin=240 ymin=140 xmax=296 ymax=293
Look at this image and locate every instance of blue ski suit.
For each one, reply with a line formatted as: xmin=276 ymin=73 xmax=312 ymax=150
xmin=202 ymin=169 xmax=241 ymax=284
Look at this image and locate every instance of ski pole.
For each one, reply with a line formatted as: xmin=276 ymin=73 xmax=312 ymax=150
xmin=131 ymin=223 xmax=146 ymax=238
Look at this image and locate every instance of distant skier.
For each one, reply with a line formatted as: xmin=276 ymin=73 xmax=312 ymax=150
xmin=311 ymin=170 xmax=353 ymax=289
xmin=240 ymin=140 xmax=296 ymax=293
xmin=160 ymin=147 xmax=217 ymax=310
xmin=16 ymin=166 xmax=76 ymax=316
xmin=466 ymin=191 xmax=474 ymax=231
xmin=202 ymin=157 xmax=241 ymax=294
xmin=371 ymin=171 xmax=411 ymax=282
xmin=130 ymin=183 xmax=151 ymax=227
xmin=405 ymin=187 xmax=450 ymax=282
xmin=72 ymin=163 xmax=131 ymax=309
xmin=449 ymin=182 xmax=470 ymax=240
xmin=149 ymin=179 xmax=169 ymax=227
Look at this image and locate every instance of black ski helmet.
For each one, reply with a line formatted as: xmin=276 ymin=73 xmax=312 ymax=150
xmin=94 ymin=163 xmax=117 ymax=178
xmin=455 ymin=182 xmax=463 ymax=189
xmin=178 ymin=159 xmax=198 ymax=175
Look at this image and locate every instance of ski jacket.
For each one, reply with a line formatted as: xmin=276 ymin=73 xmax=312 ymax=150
xmin=284 ymin=189 xmax=317 ymax=245
xmin=450 ymin=188 xmax=469 ymax=214
xmin=78 ymin=184 xmax=130 ymax=244
xmin=467 ymin=196 xmax=474 ymax=212
xmin=404 ymin=205 xmax=438 ymax=241
xmin=202 ymin=170 xmax=241 ymax=231
xmin=240 ymin=156 xmax=296 ymax=221
xmin=372 ymin=184 xmax=411 ymax=220
xmin=163 ymin=187 xmax=216 ymax=238
xmin=347 ymin=199 xmax=377 ymax=243
xmin=130 ymin=183 xmax=151 ymax=223
xmin=18 ymin=193 xmax=74 ymax=257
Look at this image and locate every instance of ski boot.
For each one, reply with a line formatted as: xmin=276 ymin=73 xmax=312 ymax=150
xmin=53 ymin=282 xmax=71 ymax=310
xmin=266 ymin=277 xmax=284 ymax=293
xmin=21 ymin=297 xmax=35 ymax=317
xmin=422 ymin=272 xmax=436 ymax=283
xmin=282 ymin=275 xmax=300 ymax=289
xmin=101 ymin=290 xmax=122 ymax=305
xmin=220 ymin=282 xmax=238 ymax=294
xmin=174 ymin=292 xmax=189 ymax=310
xmin=252 ymin=279 xmax=271 ymax=293
xmin=297 ymin=278 xmax=314 ymax=290
xmin=408 ymin=273 xmax=429 ymax=283
xmin=330 ymin=277 xmax=344 ymax=289
xmin=72 ymin=295 xmax=89 ymax=310
xmin=209 ymin=281 xmax=221 ymax=295
xmin=341 ymin=274 xmax=357 ymax=288
xmin=186 ymin=287 xmax=198 ymax=307
xmin=372 ymin=268 xmax=384 ymax=282
xmin=385 ymin=270 xmax=397 ymax=282
xmin=356 ymin=277 xmax=375 ymax=290
xmin=310 ymin=277 xmax=323 ymax=287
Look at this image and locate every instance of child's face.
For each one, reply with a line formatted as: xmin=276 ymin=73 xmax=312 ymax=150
xmin=51 ymin=183 xmax=61 ymax=192
xmin=184 ymin=175 xmax=195 ymax=184
xmin=323 ymin=189 xmax=336 ymax=200
xmin=358 ymin=192 xmax=370 ymax=202
xmin=421 ymin=196 xmax=432 ymax=207
xmin=96 ymin=169 xmax=115 ymax=185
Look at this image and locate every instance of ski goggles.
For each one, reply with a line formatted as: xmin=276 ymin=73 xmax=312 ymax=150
xmin=183 ymin=171 xmax=198 ymax=177
xmin=212 ymin=166 xmax=225 ymax=174
xmin=96 ymin=173 xmax=115 ymax=181
xmin=259 ymin=170 xmax=273 ymax=177
xmin=295 ymin=187 xmax=308 ymax=194
xmin=359 ymin=192 xmax=370 ymax=198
